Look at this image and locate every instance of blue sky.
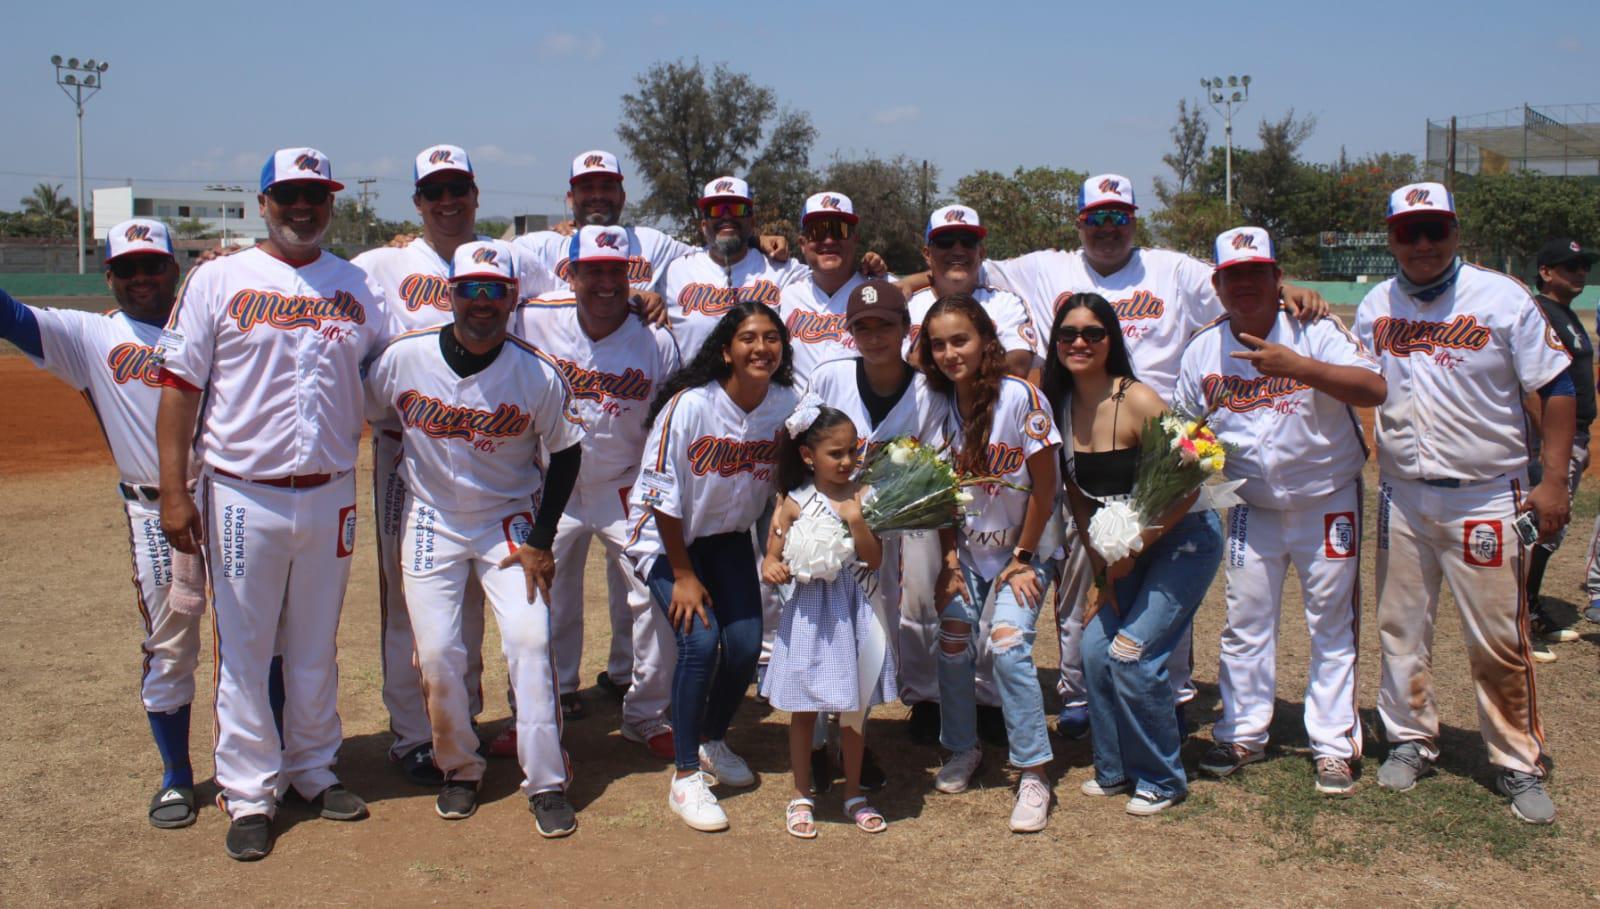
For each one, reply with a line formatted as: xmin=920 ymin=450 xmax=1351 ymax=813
xmin=2 ymin=1 xmax=1593 ymax=224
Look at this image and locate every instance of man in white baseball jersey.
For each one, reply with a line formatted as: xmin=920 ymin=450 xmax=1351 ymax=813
xmin=906 ymin=205 xmax=1041 ymax=378
xmin=779 ymin=191 xmax=869 ymax=385
xmin=367 ymin=239 xmax=587 ymax=836
xmin=515 ymin=225 xmax=681 ymax=762
xmin=1355 ymin=182 xmax=1574 ymax=825
xmin=156 ymin=148 xmax=390 ymax=861
xmin=1175 ymin=227 xmax=1385 ymax=796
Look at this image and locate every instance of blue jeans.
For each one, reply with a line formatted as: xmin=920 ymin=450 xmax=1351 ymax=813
xmin=1082 ymin=510 xmax=1222 ymax=800
xmin=937 ymin=560 xmax=1057 ymax=768
xmin=647 ymin=532 xmax=764 ymax=771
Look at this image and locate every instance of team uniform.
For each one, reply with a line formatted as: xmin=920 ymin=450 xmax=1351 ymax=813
xmin=658 ymin=249 xmax=809 ymax=361
xmin=1175 ymin=308 xmax=1379 ymax=762
xmin=780 ymin=272 xmax=867 ymax=385
xmin=513 ymin=225 xmax=692 ymax=295
xmin=904 ymin=285 xmax=1042 ymax=366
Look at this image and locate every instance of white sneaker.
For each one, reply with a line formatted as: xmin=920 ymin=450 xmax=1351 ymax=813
xmin=698 ymin=739 xmax=756 ymax=788
xmin=1125 ymin=791 xmax=1181 ymax=816
xmin=1009 ymin=771 xmax=1051 ymax=833
xmin=668 ymin=771 xmax=729 ymax=832
xmin=1080 ymin=778 xmax=1130 ymax=797
xmin=933 ymin=748 xmax=983 ymax=794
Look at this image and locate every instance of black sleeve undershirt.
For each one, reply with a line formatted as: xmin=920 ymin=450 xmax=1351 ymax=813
xmin=529 ymin=443 xmax=582 ymax=549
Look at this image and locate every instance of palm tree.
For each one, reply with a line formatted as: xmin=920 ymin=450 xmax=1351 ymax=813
xmin=20 ymin=183 xmax=75 ymax=239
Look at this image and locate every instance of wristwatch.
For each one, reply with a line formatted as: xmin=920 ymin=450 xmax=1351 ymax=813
xmin=1012 ymin=547 xmax=1035 ymax=565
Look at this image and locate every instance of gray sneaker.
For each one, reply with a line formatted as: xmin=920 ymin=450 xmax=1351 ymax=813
xmin=1498 ymin=771 xmax=1556 ymax=825
xmin=1376 ymin=742 xmax=1433 ymax=792
xmin=1314 ymin=756 xmax=1356 ymax=796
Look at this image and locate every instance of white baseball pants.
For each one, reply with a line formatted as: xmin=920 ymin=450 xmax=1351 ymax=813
xmin=123 ymin=496 xmax=203 ymax=712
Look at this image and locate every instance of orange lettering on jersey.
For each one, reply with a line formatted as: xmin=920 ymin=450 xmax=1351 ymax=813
xmin=546 ymin=355 xmax=653 ymax=403
xmin=106 ymin=342 xmax=165 ymax=388
xmin=398 ymin=273 xmax=451 ymax=312
xmin=677 ymin=281 xmax=781 ymax=317
xmin=685 ymin=433 xmax=781 ymax=477
xmin=554 ymin=257 xmax=655 ymax=285
xmin=396 ymin=390 xmax=532 ymax=442
xmin=985 ymin=442 xmax=1026 ymax=475
xmin=1111 ymin=290 xmax=1165 ymax=322
xmin=228 ymin=289 xmax=366 ymax=332
xmin=786 ymin=309 xmax=851 ymax=344
xmin=1201 ymin=373 xmax=1310 ymax=412
xmin=1371 ymin=315 xmax=1490 ymax=356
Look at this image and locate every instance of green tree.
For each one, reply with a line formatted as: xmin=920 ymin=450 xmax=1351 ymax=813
xmin=170 ymin=217 xmax=218 ymax=239
xmin=953 ymin=165 xmax=1086 ymax=260
xmin=818 ymin=153 xmax=937 ymax=275
xmin=1455 ymin=171 xmax=1600 ymax=276
xmin=20 ymin=182 xmax=74 ymax=239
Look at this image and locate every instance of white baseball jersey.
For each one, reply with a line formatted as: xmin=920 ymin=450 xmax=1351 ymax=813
xmin=513 ymin=295 xmax=681 ymax=487
xmin=905 ymin=285 xmax=1041 ymax=363
xmin=658 ymin=249 xmax=809 ymax=361
xmin=1174 ymin=310 xmax=1379 ymax=509
xmin=780 ymin=273 xmax=866 ymax=385
xmin=28 ymin=308 xmax=166 ymax=485
xmin=513 ymin=225 xmax=694 ymax=293
xmin=987 ymin=247 xmax=1222 ymax=402
xmin=365 ymin=328 xmax=586 ymax=513
xmin=160 ymin=248 xmax=391 ymax=477
xmin=1354 ymin=263 xmax=1570 ymax=482
xmin=354 ymin=236 xmax=556 ymax=332
xmin=799 ymin=355 xmax=948 ymax=457
xmin=624 ymin=382 xmax=799 ymax=567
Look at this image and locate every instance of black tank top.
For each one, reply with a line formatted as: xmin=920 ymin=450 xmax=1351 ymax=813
xmin=1068 ymin=377 xmax=1139 ymax=498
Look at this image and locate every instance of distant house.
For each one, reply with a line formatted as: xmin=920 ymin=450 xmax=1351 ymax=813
xmin=93 ymin=184 xmax=265 ymax=246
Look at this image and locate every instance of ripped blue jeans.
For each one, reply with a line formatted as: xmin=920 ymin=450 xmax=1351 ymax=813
xmin=1082 ymin=510 xmax=1222 ymax=800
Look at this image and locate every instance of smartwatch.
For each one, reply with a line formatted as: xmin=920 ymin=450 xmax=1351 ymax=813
xmin=1012 ymin=547 xmax=1035 ymax=565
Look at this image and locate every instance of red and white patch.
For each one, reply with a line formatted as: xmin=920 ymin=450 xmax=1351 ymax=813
xmin=1462 ymin=519 xmax=1502 ymax=568
xmin=502 ymin=512 xmax=534 ymax=550
xmin=1323 ymin=512 xmax=1356 ymax=559
xmin=1024 ymin=408 xmax=1053 ymax=441
xmin=337 ymin=505 xmax=358 ymax=558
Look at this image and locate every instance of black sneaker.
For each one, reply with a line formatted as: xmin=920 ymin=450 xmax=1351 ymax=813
xmin=530 ymin=790 xmax=577 ymax=838
xmin=1530 ymin=638 xmax=1558 ymax=664
xmin=224 ymin=813 xmax=272 ymax=861
xmin=560 ymin=692 xmax=587 ymax=721
xmin=809 ymin=746 xmax=834 ymax=795
xmin=908 ymin=701 xmax=941 ymax=746
xmin=310 ymin=784 xmax=369 ymax=821
xmin=859 ymin=746 xmax=888 ymax=792
xmin=1530 ymin=607 xmax=1579 ymax=643
xmin=976 ymin=704 xmax=1009 ymax=748
xmin=436 ymin=778 xmax=480 ymax=820
xmin=399 ymin=743 xmax=446 ymax=787
xmin=595 ymin=670 xmax=630 ymax=701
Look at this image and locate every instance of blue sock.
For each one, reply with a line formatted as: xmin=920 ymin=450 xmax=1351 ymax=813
xmin=269 ymin=655 xmax=286 ymax=746
xmin=147 ymin=706 xmax=193 ymax=789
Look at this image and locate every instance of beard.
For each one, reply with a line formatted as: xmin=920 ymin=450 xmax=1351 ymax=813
xmin=714 ymin=234 xmax=746 ymax=259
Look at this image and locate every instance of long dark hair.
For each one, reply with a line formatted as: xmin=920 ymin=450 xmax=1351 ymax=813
xmin=917 ymin=293 xmax=1008 ymax=476
xmin=1040 ymin=292 xmax=1136 ymax=418
xmin=646 ymin=301 xmax=794 ymax=427
xmin=775 ymin=405 xmax=856 ymax=493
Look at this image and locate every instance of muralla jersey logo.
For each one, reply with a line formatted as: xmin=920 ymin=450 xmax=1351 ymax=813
xmin=786 ymin=309 xmax=850 ymax=344
xmin=106 ymin=342 xmax=164 ymax=387
xmin=398 ymin=273 xmax=451 ymax=311
xmin=228 ymin=289 xmax=365 ymax=332
xmin=1371 ymin=314 xmax=1490 ymax=356
xmin=548 ymin=355 xmax=653 ymax=403
xmin=396 ymin=390 xmax=532 ymax=442
xmin=554 ymin=257 xmax=654 ymax=285
xmin=1201 ymin=373 xmax=1309 ymax=412
xmin=985 ymin=442 xmax=1026 ymax=475
xmin=685 ymin=433 xmax=780 ymax=477
xmin=1110 ymin=289 xmax=1165 ymax=322
xmin=677 ymin=280 xmax=781 ymax=317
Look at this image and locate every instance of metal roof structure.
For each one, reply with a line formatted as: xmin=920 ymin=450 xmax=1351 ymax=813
xmin=1427 ymin=103 xmax=1600 ymax=179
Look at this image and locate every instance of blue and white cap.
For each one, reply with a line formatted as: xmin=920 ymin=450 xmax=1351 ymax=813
xmin=801 ymin=191 xmax=858 ymax=225
xmin=105 ymin=218 xmax=175 ymax=262
xmin=260 ymin=147 xmax=344 ymax=192
xmin=570 ymin=149 xmax=623 ymax=183
xmin=926 ymin=204 xmax=986 ymax=240
xmin=1214 ymin=227 xmax=1276 ymax=271
xmin=568 ymin=225 xmax=630 ymax=265
xmin=700 ymin=176 xmax=752 ymax=206
xmin=449 ymin=240 xmax=518 ymax=283
xmin=414 ymin=145 xmax=473 ymax=184
xmin=1386 ymin=182 xmax=1455 ymax=221
xmin=1079 ymin=174 xmax=1137 ymax=212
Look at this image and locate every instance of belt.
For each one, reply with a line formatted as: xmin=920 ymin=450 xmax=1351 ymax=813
xmin=1419 ymin=473 xmax=1503 ymax=489
xmin=382 ymin=430 xmax=402 ymax=441
xmin=119 ymin=483 xmax=160 ymax=502
xmin=213 ymin=467 xmax=336 ymax=490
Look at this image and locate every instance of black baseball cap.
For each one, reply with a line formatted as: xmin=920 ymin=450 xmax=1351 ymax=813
xmin=1536 ymin=237 xmax=1599 ymax=270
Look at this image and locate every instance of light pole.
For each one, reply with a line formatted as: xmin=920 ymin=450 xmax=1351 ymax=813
xmin=206 ymin=184 xmax=247 ymax=247
xmin=1200 ymin=74 xmax=1251 ymax=211
xmin=51 ymin=55 xmax=109 ymax=274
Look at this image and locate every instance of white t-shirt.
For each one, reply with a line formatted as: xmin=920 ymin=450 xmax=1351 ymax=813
xmin=905 ymin=285 xmax=1042 ymax=364
xmin=1354 ymin=263 xmax=1570 ymax=483
xmin=658 ymin=249 xmax=810 ymax=361
xmin=513 ymin=224 xmax=694 ymax=294
xmin=799 ymin=355 xmax=948 ymax=461
xmin=779 ymin=273 xmax=867 ymax=386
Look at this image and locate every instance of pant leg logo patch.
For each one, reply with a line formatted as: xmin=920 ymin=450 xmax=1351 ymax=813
xmin=503 ymin=512 xmax=534 ymax=550
xmin=1463 ymin=519 xmax=1502 ymax=568
xmin=1324 ymin=512 xmax=1356 ymax=559
xmin=337 ymin=505 xmax=358 ymax=559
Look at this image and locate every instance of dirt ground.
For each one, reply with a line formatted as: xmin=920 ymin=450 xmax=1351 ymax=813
xmin=4 ymin=323 xmax=1600 ymax=907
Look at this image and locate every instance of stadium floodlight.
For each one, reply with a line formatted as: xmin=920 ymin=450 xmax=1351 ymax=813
xmin=1198 ymin=73 xmax=1253 ymax=210
xmin=50 ymin=54 xmax=109 ymax=274
xmin=1242 ymin=74 xmax=1251 ymax=86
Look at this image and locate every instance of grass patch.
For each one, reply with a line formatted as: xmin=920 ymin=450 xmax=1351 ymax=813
xmin=406 ymin=861 xmax=470 ymax=884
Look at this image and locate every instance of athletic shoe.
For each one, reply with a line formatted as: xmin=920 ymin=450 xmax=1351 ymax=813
xmin=148 ymin=784 xmax=197 ymax=829
xmin=595 ymin=670 xmax=630 ymax=702
xmin=933 ymin=747 xmax=983 ymax=794
xmin=398 ymin=743 xmax=445 ymax=787
xmin=1585 ymin=601 xmax=1600 ymax=625
xmin=310 ymin=784 xmax=369 ymax=821
xmin=1530 ymin=607 xmax=1580 ymax=643
xmin=435 ymin=779 xmax=480 ymax=820
xmin=224 ymin=813 xmax=272 ymax=861
xmin=698 ymin=739 xmax=756 ymax=788
xmin=1009 ymin=772 xmax=1051 ymax=833
xmin=1376 ymin=742 xmax=1433 ymax=792
xmin=1056 ymin=704 xmax=1090 ymax=741
xmin=1314 ymin=756 xmax=1356 ymax=796
xmin=976 ymin=704 xmax=1009 ymax=748
xmin=809 ymin=746 xmax=833 ymax=795
xmin=907 ymin=701 xmax=941 ymax=746
xmin=620 ymin=719 xmax=675 ymax=762
xmin=1199 ymin=742 xmax=1264 ymax=778
xmin=529 ymin=790 xmax=577 ymax=838
xmin=1498 ymin=770 xmax=1556 ymax=825
xmin=668 ymin=771 xmax=728 ymax=832
xmin=1080 ymin=777 xmax=1129 ymax=797
xmin=859 ymin=746 xmax=888 ymax=792
xmin=560 ymin=692 xmax=587 ymax=721
xmin=1126 ymin=790 xmax=1182 ymax=816
xmin=1529 ymin=638 xmax=1557 ymax=664
xmin=486 ymin=726 xmax=517 ymax=759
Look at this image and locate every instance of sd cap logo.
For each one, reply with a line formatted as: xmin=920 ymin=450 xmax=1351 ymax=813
xmin=1324 ymin=512 xmax=1356 ymax=559
xmin=583 ymin=154 xmax=605 ymax=168
xmin=1405 ymin=188 xmax=1432 ymax=207
xmin=944 ymin=209 xmax=967 ymax=223
xmin=472 ymin=248 xmax=499 ymax=264
xmin=1231 ymin=232 xmax=1257 ymax=250
xmin=821 ymin=195 xmax=842 ymax=210
xmin=124 ymin=224 xmax=152 ymax=242
xmin=714 ymin=179 xmax=735 ymax=194
xmin=861 ymin=286 xmax=878 ymax=305
xmin=1098 ymin=178 xmax=1123 ymax=195
xmin=594 ymin=230 xmax=623 ymax=250
xmin=293 ymin=153 xmax=322 ymax=172
xmin=428 ymin=149 xmax=455 ymax=165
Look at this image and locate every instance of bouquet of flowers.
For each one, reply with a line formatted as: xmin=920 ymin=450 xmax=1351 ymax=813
xmin=1086 ymin=406 xmax=1230 ymax=565
xmin=782 ymin=509 xmax=857 ymax=583
xmin=858 ymin=437 xmax=1011 ymax=535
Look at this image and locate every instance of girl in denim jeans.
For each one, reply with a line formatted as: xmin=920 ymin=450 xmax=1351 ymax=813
xmin=1044 ymin=293 xmax=1223 ymax=816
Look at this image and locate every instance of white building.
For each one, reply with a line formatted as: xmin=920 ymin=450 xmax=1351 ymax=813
xmin=93 ymin=184 xmax=265 ymax=245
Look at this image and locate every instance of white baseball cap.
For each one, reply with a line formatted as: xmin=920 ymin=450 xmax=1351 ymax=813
xmin=700 ymin=176 xmax=752 ymax=206
xmin=926 ymin=204 xmax=986 ymax=240
xmin=567 ymin=225 xmax=630 ymax=265
xmin=259 ymin=147 xmax=344 ymax=192
xmin=414 ymin=145 xmax=473 ymax=184
xmin=105 ymin=218 xmax=175 ymax=262
xmin=1213 ymin=227 xmax=1277 ymax=270
xmin=1079 ymin=174 xmax=1137 ymax=212
xmin=449 ymin=240 xmax=518 ymax=283
xmin=570 ymin=150 xmax=623 ymax=183
xmin=1386 ymin=182 xmax=1456 ymax=221
xmin=801 ymin=191 xmax=858 ymax=226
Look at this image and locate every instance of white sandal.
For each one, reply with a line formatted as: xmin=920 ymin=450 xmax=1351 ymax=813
xmin=843 ymin=796 xmax=887 ymax=834
xmin=786 ymin=797 xmax=817 ymax=839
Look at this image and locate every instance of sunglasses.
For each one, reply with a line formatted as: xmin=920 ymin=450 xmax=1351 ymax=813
xmin=266 ymin=182 xmax=332 ymax=206
xmin=417 ymin=178 xmax=475 ymax=202
xmin=108 ymin=256 xmax=169 ymax=279
xmin=803 ymin=219 xmax=854 ymax=242
xmin=702 ymin=201 xmax=751 ymax=219
xmin=452 ymin=280 xmax=512 ymax=301
xmin=1390 ymin=218 xmax=1454 ymax=245
xmin=930 ymin=232 xmax=980 ymax=250
xmin=1055 ymin=326 xmax=1109 ymax=345
xmin=1079 ymin=209 xmax=1132 ymax=228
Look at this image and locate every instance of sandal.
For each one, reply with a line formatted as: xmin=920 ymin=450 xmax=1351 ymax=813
xmin=785 ymin=797 xmax=817 ymax=839
xmin=843 ymin=796 xmax=887 ymax=834
xmin=149 ymin=783 xmax=197 ymax=829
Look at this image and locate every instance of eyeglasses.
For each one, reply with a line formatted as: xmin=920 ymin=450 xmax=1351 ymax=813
xmin=265 ymin=182 xmax=332 ymax=206
xmin=1055 ymin=326 xmax=1109 ymax=345
xmin=1078 ymin=209 xmax=1132 ymax=228
xmin=702 ymin=201 xmax=751 ymax=219
xmin=417 ymin=178 xmax=475 ymax=202
xmin=1390 ymin=218 xmax=1454 ymax=245
xmin=452 ymin=280 xmax=512 ymax=301
xmin=108 ymin=256 xmax=169 ymax=279
xmin=803 ymin=219 xmax=854 ymax=242
xmin=930 ymin=232 xmax=980 ymax=250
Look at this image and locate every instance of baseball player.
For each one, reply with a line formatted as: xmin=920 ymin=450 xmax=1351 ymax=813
xmin=1175 ymin=227 xmax=1385 ymax=796
xmin=1355 ymin=182 xmax=1574 ymax=825
xmin=366 ymin=239 xmax=586 ymax=836
xmin=906 ymin=205 xmax=1042 ymax=378
xmin=779 ymin=191 xmax=869 ymax=385
xmin=514 ymin=225 xmax=680 ymax=761
xmin=157 ymin=148 xmax=390 ymax=861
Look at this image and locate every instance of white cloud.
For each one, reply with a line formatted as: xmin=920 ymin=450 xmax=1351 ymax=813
xmin=538 ymin=32 xmax=606 ymax=59
xmin=874 ymin=105 xmax=921 ymax=125
xmin=472 ymin=144 xmax=537 ymax=167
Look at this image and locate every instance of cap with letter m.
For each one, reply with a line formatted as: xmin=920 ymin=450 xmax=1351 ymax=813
xmin=105 ymin=218 xmax=175 ymax=262
xmin=1214 ymin=227 xmax=1276 ymax=271
xmin=926 ymin=204 xmax=986 ymax=241
xmin=1386 ymin=182 xmax=1455 ymax=221
xmin=449 ymin=240 xmax=518 ymax=283
xmin=570 ymin=149 xmax=623 ymax=183
xmin=260 ymin=147 xmax=344 ymax=192
xmin=568 ymin=225 xmax=631 ymax=265
xmin=414 ymin=144 xmax=473 ymax=184
xmin=699 ymin=176 xmax=752 ymax=206
xmin=801 ymin=191 xmax=858 ymax=225
xmin=1079 ymin=174 xmax=1137 ymax=212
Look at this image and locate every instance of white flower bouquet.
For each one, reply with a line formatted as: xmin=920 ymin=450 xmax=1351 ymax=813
xmin=1086 ymin=405 xmax=1231 ymax=565
xmin=858 ymin=437 xmax=1009 ymax=535
xmin=782 ymin=509 xmax=857 ymax=583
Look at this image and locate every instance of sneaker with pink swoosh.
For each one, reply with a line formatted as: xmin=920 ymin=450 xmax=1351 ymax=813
xmin=669 ymin=771 xmax=728 ymax=832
